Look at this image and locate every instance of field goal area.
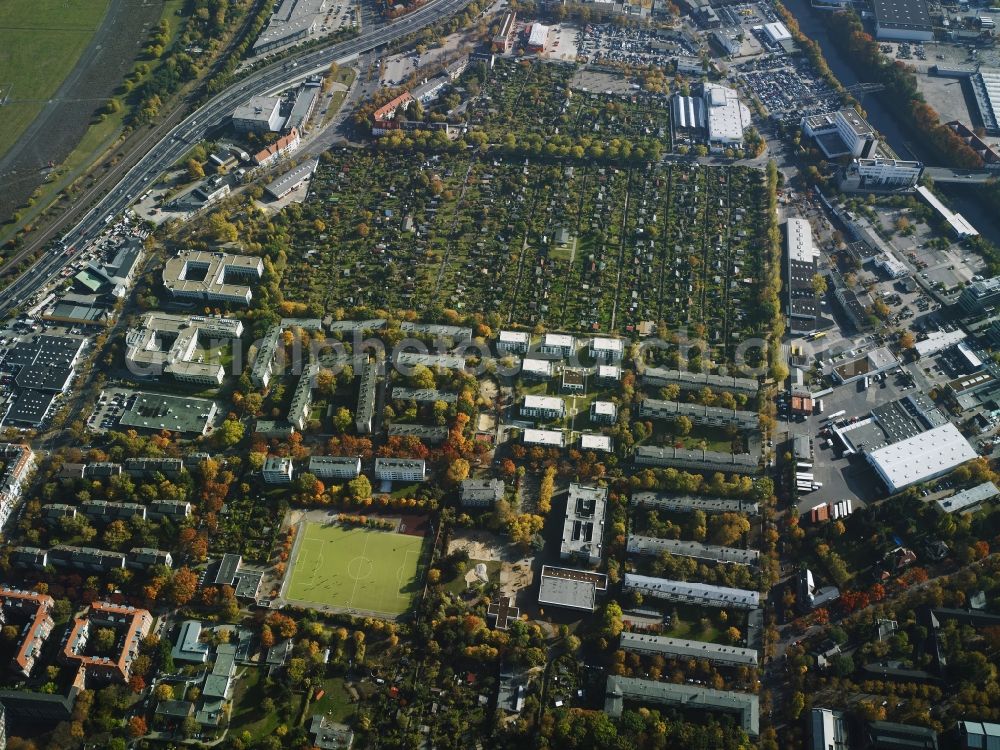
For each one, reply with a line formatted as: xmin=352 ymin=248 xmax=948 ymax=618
xmin=283 ymin=519 xmax=427 ymax=617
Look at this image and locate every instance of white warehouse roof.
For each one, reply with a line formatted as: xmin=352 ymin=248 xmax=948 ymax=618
xmin=764 ymin=21 xmax=792 ymax=43
xmin=866 ymin=422 xmax=976 ymax=493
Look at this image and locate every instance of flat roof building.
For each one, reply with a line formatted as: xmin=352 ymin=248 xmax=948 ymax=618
xmin=125 ymin=313 xmax=242 ymax=386
xmin=308 ymin=456 xmax=361 ymax=480
xmin=527 ymin=22 xmax=549 ymax=51
xmin=703 ymin=83 xmax=752 ymax=151
xmin=935 ymin=480 xmax=1000 ymax=514
xmin=497 ymin=330 xmax=530 ymax=354
xmin=624 ymin=573 xmax=760 ymax=609
xmin=252 ymin=0 xmax=327 ymax=55
xmin=523 ymin=428 xmax=565 ymax=447
xmin=118 ymin=392 xmax=218 ymax=435
xmin=873 ymin=0 xmax=933 ymax=40
xmin=231 ymin=96 xmax=284 ymax=133
xmin=627 ymin=535 xmax=759 ymax=566
xmin=262 ymin=456 xmax=293 ymax=484
xmin=605 ymin=676 xmax=759 ymax=736
xmin=460 ymin=478 xmax=505 ymax=507
xmin=162 ymin=251 xmax=263 ymax=305
xmin=916 ymin=186 xmax=978 ymax=238
xmin=522 ymin=394 xmax=565 ymax=420
xmin=374 ymin=457 xmax=426 ymax=483
xmin=580 ymin=433 xmax=613 ymax=452
xmin=867 ymin=422 xmax=977 ymax=493
xmin=539 ymin=333 xmax=576 ymax=357
xmin=537 ymin=566 xmax=608 ymax=611
xmin=803 ymin=109 xmax=878 ymax=159
xmin=520 ymin=357 xmax=553 ymax=379
xmin=811 ymin=708 xmax=850 ymax=750
xmin=620 ymin=632 xmax=758 ymax=667
xmin=264 ymin=158 xmax=318 ymax=201
xmin=561 ymin=483 xmax=608 ymax=564
xmin=630 ymin=492 xmax=759 ymax=515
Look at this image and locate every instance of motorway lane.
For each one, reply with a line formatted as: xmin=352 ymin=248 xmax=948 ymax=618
xmin=0 ymin=0 xmax=472 ymax=315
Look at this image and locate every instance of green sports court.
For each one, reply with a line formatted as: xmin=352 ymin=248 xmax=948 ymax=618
xmin=284 ymin=521 xmax=426 ymax=616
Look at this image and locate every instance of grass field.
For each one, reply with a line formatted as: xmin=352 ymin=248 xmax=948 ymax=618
xmin=0 ymin=0 xmax=110 ymax=158
xmin=286 ymin=522 xmax=425 ymax=616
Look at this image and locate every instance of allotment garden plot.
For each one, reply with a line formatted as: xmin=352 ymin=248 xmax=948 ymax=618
xmin=283 ymin=520 xmax=426 ymax=617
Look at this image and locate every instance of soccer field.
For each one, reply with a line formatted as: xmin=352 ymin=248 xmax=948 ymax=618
xmin=285 ymin=522 xmax=426 ymax=616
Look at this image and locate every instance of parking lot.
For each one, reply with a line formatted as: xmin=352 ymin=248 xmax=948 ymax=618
xmin=578 ymin=24 xmax=697 ymax=68
xmin=737 ymin=56 xmax=843 ymax=123
xmin=87 ymin=387 xmax=136 ymax=434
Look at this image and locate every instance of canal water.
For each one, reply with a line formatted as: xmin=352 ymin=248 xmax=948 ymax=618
xmin=781 ymin=0 xmax=1000 ymax=243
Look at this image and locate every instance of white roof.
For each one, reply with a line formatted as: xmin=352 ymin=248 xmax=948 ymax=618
xmin=624 ymin=573 xmax=760 ymax=608
xmin=542 ymin=333 xmax=576 ymax=349
xmin=523 ymin=428 xmax=565 ymax=446
xmin=499 ymin=330 xmax=529 ymax=344
xmin=592 ymin=401 xmax=617 ymax=416
xmin=521 ymin=358 xmax=553 ymax=375
xmin=917 ymin=186 xmax=978 ymax=238
xmin=914 ymin=329 xmax=967 ymax=357
xmin=598 ymin=364 xmax=622 ymax=379
xmin=524 ymin=394 xmax=563 ymax=411
xmin=936 ymin=481 xmax=1000 ymax=514
xmin=764 ymin=21 xmax=791 ymax=42
xmin=591 ymin=337 xmax=623 ymax=352
xmin=703 ymin=83 xmax=752 ymax=144
xmin=867 ymin=422 xmax=976 ymax=492
xmin=528 ymin=23 xmax=549 ymax=47
xmin=499 ymin=330 xmax=529 ymax=343
xmin=786 ymin=218 xmax=816 ymax=264
xmin=580 ymin=434 xmax=612 ymax=451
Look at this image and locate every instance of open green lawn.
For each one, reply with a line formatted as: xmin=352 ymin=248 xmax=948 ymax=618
xmin=0 ymin=0 xmax=110 ymax=157
xmin=286 ymin=522 xmax=425 ymax=616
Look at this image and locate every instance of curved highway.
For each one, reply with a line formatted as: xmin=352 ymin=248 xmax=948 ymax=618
xmin=0 ymin=0 xmax=471 ymax=316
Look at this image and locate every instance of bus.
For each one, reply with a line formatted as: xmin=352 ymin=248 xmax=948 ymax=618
xmin=816 ymin=399 xmax=825 ymax=414
xmin=823 ymin=409 xmax=846 ymax=423
xmin=806 ymin=331 xmax=827 ymax=341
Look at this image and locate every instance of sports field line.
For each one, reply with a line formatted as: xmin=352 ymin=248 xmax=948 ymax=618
xmin=395 ymin=548 xmax=422 ymax=601
xmin=349 ymin=531 xmax=372 ymax=609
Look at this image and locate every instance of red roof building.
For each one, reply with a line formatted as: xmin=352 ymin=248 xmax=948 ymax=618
xmin=61 ymin=601 xmax=153 ymax=685
xmin=0 ymin=587 xmax=54 ymax=677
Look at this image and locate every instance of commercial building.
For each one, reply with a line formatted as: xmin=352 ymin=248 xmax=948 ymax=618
xmin=703 ymin=83 xmax=752 ymax=152
xmin=162 ymin=251 xmax=264 ymax=305
xmin=264 ymin=158 xmax=317 ymax=202
xmin=914 ymin=329 xmax=967 ymax=358
xmin=872 ymin=0 xmax=934 ymax=40
xmin=356 ymin=357 xmax=379 ymax=434
xmin=605 ymin=676 xmax=759 ymax=736
xmin=523 ymin=428 xmax=565 ymax=447
xmin=631 ymin=492 xmax=759 ymax=515
xmin=253 ymin=128 xmax=301 ymax=167
xmin=802 ymin=109 xmax=878 ymax=158
xmin=786 ymin=217 xmax=819 ymax=332
xmin=262 ymin=456 xmax=293 ymax=484
xmin=459 ymin=478 xmax=505 ymax=507
xmin=537 ymin=566 xmax=608 ymax=612
xmin=840 ymin=158 xmax=924 ymax=192
xmin=374 ymin=458 xmax=426 ymax=483
xmin=0 ymin=587 xmax=55 ymax=676
xmin=118 ymin=392 xmax=218 ymax=436
xmin=831 ymin=346 xmax=899 ymax=384
xmin=7 ymin=334 xmax=84 ymax=394
xmin=935 ymin=481 xmax=1000 ymax=514
xmin=671 ymin=93 xmax=706 ymax=145
xmin=634 ymin=445 xmax=759 ymax=475
xmin=916 ymin=186 xmax=978 ymax=238
xmin=527 ymin=23 xmax=549 ymax=52
xmin=866 ymin=422 xmax=977 ymax=493
xmin=252 ymin=0 xmax=327 ymax=55
xmin=308 ymin=456 xmax=361 ymax=480
xmin=763 ymin=21 xmax=792 ymax=45
xmin=125 ymin=313 xmax=242 ymax=386
xmin=639 ymin=398 xmax=758 ymax=431
xmin=626 ymin=535 xmax=759 ymax=566
xmin=522 ymin=394 xmax=565 ymax=420
xmin=811 ymin=708 xmax=850 ymax=750
xmin=497 ymin=330 xmax=530 ymax=354
xmin=561 ymin=483 xmax=608 ymax=564
xmin=231 ymin=96 xmax=284 ymax=133
xmin=619 ymin=632 xmax=758 ymax=667
xmin=957 ymin=277 xmax=1000 ymax=316
xmin=971 ymin=69 xmax=1000 ymax=135
xmin=642 ymin=367 xmax=759 ymax=396
xmin=61 ymin=602 xmax=152 ymax=685
xmin=623 ymin=573 xmax=760 ymax=609
xmin=492 ymin=11 xmax=517 ymax=52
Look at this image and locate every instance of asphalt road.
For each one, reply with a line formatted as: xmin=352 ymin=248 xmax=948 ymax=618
xmin=0 ymin=0 xmax=472 ymax=317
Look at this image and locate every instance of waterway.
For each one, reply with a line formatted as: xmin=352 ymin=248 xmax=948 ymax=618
xmin=781 ymin=0 xmax=1000 ymax=244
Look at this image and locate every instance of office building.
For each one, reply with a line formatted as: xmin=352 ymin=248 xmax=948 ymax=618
xmin=957 ymin=277 xmax=1000 ymax=316
xmin=231 ymin=96 xmax=284 ymax=133
xmin=840 ymin=158 xmax=923 ymax=192
xmin=802 ymin=109 xmax=878 ymax=158
xmin=118 ymin=392 xmax=218 ymax=435
xmin=125 ymin=313 xmax=242 ymax=386
xmin=162 ymin=251 xmax=264 ymax=305
xmin=252 ymin=0 xmax=328 ymax=55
